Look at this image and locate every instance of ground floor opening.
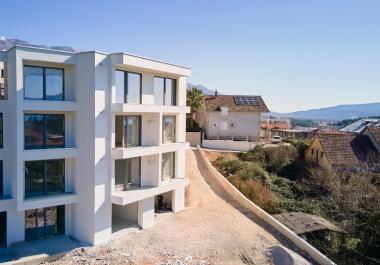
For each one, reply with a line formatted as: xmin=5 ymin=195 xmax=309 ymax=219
xmin=154 ymin=191 xmax=173 ymax=214
xmin=25 ymin=205 xmax=65 ymax=241
xmin=0 ymin=211 xmax=6 ymax=247
xmin=112 ymin=202 xmax=139 ymax=234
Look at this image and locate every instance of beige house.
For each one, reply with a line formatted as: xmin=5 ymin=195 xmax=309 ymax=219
xmin=305 ymin=132 xmax=377 ymax=169
xmin=198 ymin=95 xmax=268 ymax=151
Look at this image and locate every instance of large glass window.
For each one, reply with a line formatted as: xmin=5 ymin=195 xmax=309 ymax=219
xmin=154 ymin=77 xmax=164 ymax=105
xmin=154 ymin=77 xmax=176 ymax=106
xmin=115 ymin=115 xmax=141 ymax=148
xmin=25 ymin=159 xmax=65 ymax=198
xmin=161 ymin=152 xmax=175 ymax=181
xmin=24 ymin=114 xmax=65 ymax=149
xmin=25 ymin=206 xmax=65 ymax=241
xmin=24 ymin=66 xmax=64 ymax=101
xmin=115 ymin=157 xmax=141 ymax=191
xmin=115 ymin=70 xmax=141 ymax=104
xmin=162 ymin=115 xmax=176 ymax=143
xmin=0 ymin=113 xmax=3 ymax=148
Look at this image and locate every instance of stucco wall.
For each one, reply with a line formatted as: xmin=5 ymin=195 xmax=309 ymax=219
xmin=205 ymin=111 xmax=261 ymax=139
xmin=186 ymin=132 xmax=201 ymax=147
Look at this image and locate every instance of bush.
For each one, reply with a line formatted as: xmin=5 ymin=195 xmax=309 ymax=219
xmin=265 ymin=145 xmax=298 ymax=173
xmin=213 ymin=156 xmax=245 ymax=176
xmin=280 ymin=160 xmax=312 ymax=181
xmin=238 ymin=145 xmax=266 ymax=163
xmin=228 ymin=175 xmax=277 ymax=213
xmin=236 ymin=162 xmax=268 ymax=181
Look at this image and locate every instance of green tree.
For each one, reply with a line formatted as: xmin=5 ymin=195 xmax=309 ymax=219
xmin=186 ymin=87 xmax=206 ymax=130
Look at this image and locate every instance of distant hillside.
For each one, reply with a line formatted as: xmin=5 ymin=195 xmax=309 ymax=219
xmin=187 ymin=83 xmax=220 ymax=96
xmin=0 ymin=36 xmax=78 ymax=52
xmin=272 ymin=103 xmax=380 ymax=121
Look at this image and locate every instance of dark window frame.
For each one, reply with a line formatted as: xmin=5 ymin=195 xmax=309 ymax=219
xmin=24 ymin=114 xmax=65 ymax=150
xmin=25 ymin=206 xmax=65 ymax=241
xmin=23 ymin=65 xmax=65 ymax=101
xmin=115 ymin=157 xmax=142 ymax=191
xmin=154 ymin=76 xmax=177 ymax=106
xmin=115 ymin=70 xmax=142 ymax=104
xmin=24 ymin=159 xmax=65 ymax=198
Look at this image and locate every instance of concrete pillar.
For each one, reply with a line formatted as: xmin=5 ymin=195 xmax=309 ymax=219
xmin=7 ymin=209 xmax=24 ymax=245
xmin=137 ymin=197 xmax=154 ymax=229
xmin=172 ymin=187 xmax=185 ymax=213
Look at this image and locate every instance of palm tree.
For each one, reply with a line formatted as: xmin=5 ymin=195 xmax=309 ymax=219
xmin=186 ymin=87 xmax=206 ymax=130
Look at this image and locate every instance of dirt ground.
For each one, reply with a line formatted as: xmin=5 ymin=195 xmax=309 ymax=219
xmin=45 ymin=149 xmax=307 ymax=265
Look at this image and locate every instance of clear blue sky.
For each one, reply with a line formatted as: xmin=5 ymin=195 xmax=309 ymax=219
xmin=2 ymin=0 xmax=379 ymax=112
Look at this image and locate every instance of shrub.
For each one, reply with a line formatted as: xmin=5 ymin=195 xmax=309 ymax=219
xmin=228 ymin=175 xmax=277 ymax=213
xmin=213 ymin=156 xmax=245 ymax=176
xmin=236 ymin=162 xmax=268 ymax=181
xmin=238 ymin=145 xmax=266 ymax=163
xmin=265 ymin=145 xmax=298 ymax=173
xmin=280 ymin=160 xmax=312 ymax=181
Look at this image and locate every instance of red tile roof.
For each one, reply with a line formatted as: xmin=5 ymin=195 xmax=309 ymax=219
xmin=317 ymin=134 xmax=377 ymax=166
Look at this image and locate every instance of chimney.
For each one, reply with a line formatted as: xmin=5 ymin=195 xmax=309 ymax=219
xmin=215 ymin=90 xmax=218 ymax=97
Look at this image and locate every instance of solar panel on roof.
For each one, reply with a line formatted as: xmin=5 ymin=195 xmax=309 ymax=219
xmin=234 ymin=96 xmax=261 ymax=106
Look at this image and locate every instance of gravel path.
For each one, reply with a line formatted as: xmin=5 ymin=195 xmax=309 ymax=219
xmin=45 ymin=149 xmax=307 ymax=265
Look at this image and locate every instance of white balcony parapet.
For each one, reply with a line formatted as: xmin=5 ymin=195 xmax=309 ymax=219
xmin=23 ymin=100 xmax=78 ymax=112
xmin=112 ymin=142 xmax=189 ymax=160
xmin=112 ymin=178 xmax=188 ymax=205
xmin=23 ymin=147 xmax=78 ymax=161
xmin=19 ymin=193 xmax=78 ymax=211
xmin=112 ymin=103 xmax=190 ymax=114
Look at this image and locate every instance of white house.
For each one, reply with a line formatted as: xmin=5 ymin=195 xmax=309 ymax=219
xmin=0 ymin=45 xmax=190 ymax=247
xmin=200 ymin=94 xmax=268 ymax=151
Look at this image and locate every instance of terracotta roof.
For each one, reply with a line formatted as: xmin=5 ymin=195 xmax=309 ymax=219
xmin=367 ymin=127 xmax=380 ymax=146
xmin=273 ymin=212 xmax=344 ymax=235
xmin=317 ymin=134 xmax=377 ymax=166
xmin=205 ymin=95 xmax=269 ymax=112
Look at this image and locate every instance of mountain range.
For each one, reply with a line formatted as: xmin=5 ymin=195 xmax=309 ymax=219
xmin=271 ymin=103 xmax=380 ymax=121
xmin=187 ymin=83 xmax=219 ymax=95
xmin=0 ymin=36 xmax=78 ymax=52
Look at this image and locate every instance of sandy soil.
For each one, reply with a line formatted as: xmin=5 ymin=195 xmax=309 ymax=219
xmin=46 ymin=149 xmax=304 ymax=265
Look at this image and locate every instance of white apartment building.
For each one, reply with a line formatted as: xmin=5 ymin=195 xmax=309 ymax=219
xmin=0 ymin=45 xmax=190 ymax=247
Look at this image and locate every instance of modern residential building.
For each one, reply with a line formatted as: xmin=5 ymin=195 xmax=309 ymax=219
xmin=199 ymin=94 xmax=268 ymax=151
xmin=0 ymin=45 xmax=190 ymax=247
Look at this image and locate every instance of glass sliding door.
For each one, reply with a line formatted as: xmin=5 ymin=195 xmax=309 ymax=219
xmin=115 ymin=116 xmax=141 ymax=148
xmin=164 ymin=78 xmax=176 ymax=106
xmin=24 ymin=66 xmax=64 ymax=101
xmin=161 ymin=152 xmax=175 ymax=181
xmin=25 ymin=159 xmax=65 ymax=198
xmin=154 ymin=77 xmax=164 ymax=105
xmin=25 ymin=206 xmax=65 ymax=241
xmin=115 ymin=157 xmax=141 ymax=191
xmin=154 ymin=77 xmax=177 ymax=106
xmin=24 ymin=114 xmax=65 ymax=149
xmin=114 ymin=70 xmax=142 ymax=104
xmin=45 ymin=114 xmax=65 ymax=148
xmin=162 ymin=115 xmax=176 ymax=143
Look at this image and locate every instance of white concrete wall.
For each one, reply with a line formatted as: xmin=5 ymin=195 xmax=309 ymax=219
xmin=202 ymin=140 xmax=258 ymax=152
xmin=0 ymin=45 xmax=190 ymax=247
xmin=205 ymin=111 xmax=261 ymax=139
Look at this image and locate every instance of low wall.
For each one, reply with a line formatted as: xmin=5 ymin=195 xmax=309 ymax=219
xmin=202 ymin=139 xmax=257 ymax=151
xmin=186 ymin=132 xmax=202 ymax=147
xmin=197 ymin=147 xmax=335 ymax=265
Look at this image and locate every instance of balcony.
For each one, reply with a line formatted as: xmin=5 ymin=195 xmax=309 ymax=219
xmin=19 ymin=193 xmax=78 ymax=211
xmin=112 ymin=178 xmax=188 ymax=205
xmin=112 ymin=142 xmax=188 ymax=159
xmin=112 ymin=103 xmax=189 ymax=114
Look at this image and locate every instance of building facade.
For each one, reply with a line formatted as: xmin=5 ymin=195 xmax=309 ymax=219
xmin=199 ymin=95 xmax=268 ymax=151
xmin=0 ymin=45 xmax=190 ymax=246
